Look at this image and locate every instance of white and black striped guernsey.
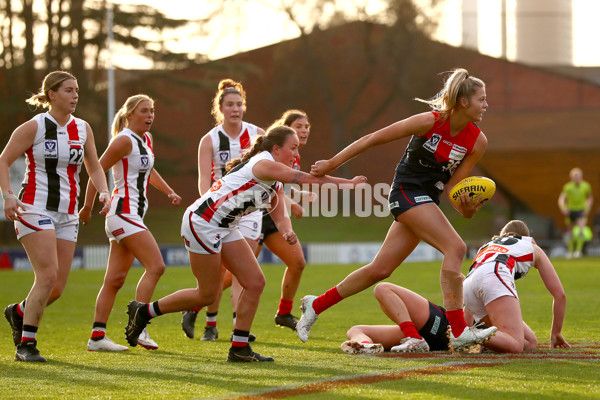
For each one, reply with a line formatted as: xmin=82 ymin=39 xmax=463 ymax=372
xmin=189 ymin=152 xmax=281 ymax=228
xmin=207 ymin=121 xmax=260 ymax=183
xmin=18 ymin=112 xmax=88 ymax=214
xmin=108 ymin=128 xmax=155 ymax=219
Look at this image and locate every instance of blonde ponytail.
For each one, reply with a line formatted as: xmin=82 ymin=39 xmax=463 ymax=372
xmin=416 ymin=68 xmax=485 ymax=119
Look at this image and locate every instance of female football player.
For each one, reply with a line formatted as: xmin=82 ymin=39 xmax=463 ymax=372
xmin=298 ymin=68 xmax=497 ymax=351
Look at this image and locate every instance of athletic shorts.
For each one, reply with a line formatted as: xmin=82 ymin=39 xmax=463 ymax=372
xmin=14 ymin=204 xmax=79 ymax=242
xmin=419 ymin=301 xmax=450 ymax=351
xmin=567 ymin=210 xmax=584 ymax=224
xmin=105 ymin=213 xmax=148 ymax=242
xmin=238 ymin=210 xmax=262 ymax=241
xmin=259 ymin=212 xmax=278 ymax=245
xmin=463 ymin=261 xmax=518 ymax=322
xmin=181 ymin=209 xmax=245 ymax=255
xmin=388 ymin=184 xmax=438 ymax=219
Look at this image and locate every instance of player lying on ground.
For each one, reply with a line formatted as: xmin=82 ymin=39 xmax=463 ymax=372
xmin=342 ymin=220 xmax=570 ymax=354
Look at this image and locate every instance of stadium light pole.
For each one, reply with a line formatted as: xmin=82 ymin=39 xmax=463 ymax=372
xmin=106 ymin=2 xmax=115 ymax=190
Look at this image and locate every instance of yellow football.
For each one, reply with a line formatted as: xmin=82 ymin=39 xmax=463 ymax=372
xmin=449 ymin=176 xmax=496 ymax=208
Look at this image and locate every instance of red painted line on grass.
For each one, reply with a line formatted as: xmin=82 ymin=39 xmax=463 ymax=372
xmin=229 ymin=362 xmax=501 ymax=399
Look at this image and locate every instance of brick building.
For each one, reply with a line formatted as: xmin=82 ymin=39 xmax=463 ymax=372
xmin=93 ymin=22 xmax=600 ymax=239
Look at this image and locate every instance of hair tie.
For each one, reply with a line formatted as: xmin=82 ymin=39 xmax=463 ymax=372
xmin=225 ymin=86 xmax=236 ymax=90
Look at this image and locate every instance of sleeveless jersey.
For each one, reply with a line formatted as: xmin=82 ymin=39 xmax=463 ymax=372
xmin=468 ymin=235 xmax=535 ymax=280
xmin=189 ymin=152 xmax=281 ymax=228
xmin=108 ymin=128 xmax=155 ymax=219
xmin=207 ymin=122 xmax=260 ymax=183
xmin=392 ymin=111 xmax=481 ymax=197
xmin=18 ymin=112 xmax=88 ymax=214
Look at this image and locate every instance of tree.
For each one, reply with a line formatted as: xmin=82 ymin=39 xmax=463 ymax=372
xmin=0 ymin=0 xmax=222 ymax=146
xmin=262 ymin=0 xmax=442 ymax=174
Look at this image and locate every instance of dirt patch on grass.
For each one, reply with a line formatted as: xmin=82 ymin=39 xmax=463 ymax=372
xmin=229 ymin=362 xmax=501 ymax=399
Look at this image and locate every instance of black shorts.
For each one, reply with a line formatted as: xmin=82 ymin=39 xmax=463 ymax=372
xmin=418 ymin=301 xmax=450 ymax=351
xmin=388 ymin=184 xmax=439 ymax=219
xmin=259 ymin=212 xmax=278 ymax=246
xmin=567 ymin=210 xmax=584 ymax=224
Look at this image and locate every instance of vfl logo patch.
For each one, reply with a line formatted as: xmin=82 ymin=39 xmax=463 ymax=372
xmin=38 ymin=218 xmax=52 ymax=226
xmin=414 ymin=195 xmax=432 ymax=203
xmin=423 ymin=133 xmax=441 ymax=153
xmin=183 ymin=237 xmax=190 ymax=247
xmin=44 ymin=140 xmax=58 ymax=159
xmin=140 ymin=155 xmax=149 ymax=169
xmin=218 ymin=151 xmax=230 ymax=162
xmin=214 ymin=233 xmax=221 ymax=249
xmin=389 ymin=201 xmax=400 ymax=209
xmin=111 ymin=228 xmax=125 ymax=237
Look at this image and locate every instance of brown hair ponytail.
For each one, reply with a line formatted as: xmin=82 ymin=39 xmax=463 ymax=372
xmin=26 ymin=71 xmax=76 ymax=109
xmin=225 ymin=126 xmax=296 ymax=172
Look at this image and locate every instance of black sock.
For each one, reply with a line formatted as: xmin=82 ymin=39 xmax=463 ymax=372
xmin=150 ymin=301 xmax=163 ymax=317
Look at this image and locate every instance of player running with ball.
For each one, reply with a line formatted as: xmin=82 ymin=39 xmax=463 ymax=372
xmin=298 ymin=68 xmax=497 ymax=351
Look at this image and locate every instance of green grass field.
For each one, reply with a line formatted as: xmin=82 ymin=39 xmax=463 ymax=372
xmin=1 ymin=257 xmax=599 ymax=399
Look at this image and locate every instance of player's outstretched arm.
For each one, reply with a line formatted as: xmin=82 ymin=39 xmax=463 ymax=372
xmin=253 ymin=160 xmax=367 ymax=188
xmin=311 ymin=112 xmax=435 ymax=176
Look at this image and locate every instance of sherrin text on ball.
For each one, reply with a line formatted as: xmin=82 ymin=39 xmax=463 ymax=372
xmin=449 ymin=176 xmax=496 ymax=208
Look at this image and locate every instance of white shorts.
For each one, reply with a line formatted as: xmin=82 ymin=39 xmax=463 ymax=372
xmin=238 ymin=211 xmax=262 ymax=241
xmin=463 ymin=262 xmax=519 ymax=322
xmin=181 ymin=209 xmax=245 ymax=254
xmin=105 ymin=213 xmax=148 ymax=242
xmin=14 ymin=204 xmax=79 ymax=242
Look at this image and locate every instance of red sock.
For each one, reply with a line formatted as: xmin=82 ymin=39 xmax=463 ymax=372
xmin=16 ymin=302 xmax=25 ymax=317
xmin=313 ymin=287 xmax=343 ymax=314
xmin=91 ymin=330 xmax=106 ymax=340
xmin=278 ymin=299 xmax=293 ymax=315
xmin=399 ymin=321 xmax=422 ymax=339
xmin=446 ymin=309 xmax=467 ymax=337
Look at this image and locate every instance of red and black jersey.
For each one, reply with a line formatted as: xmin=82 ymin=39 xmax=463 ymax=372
xmin=392 ymin=111 xmax=481 ymax=200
